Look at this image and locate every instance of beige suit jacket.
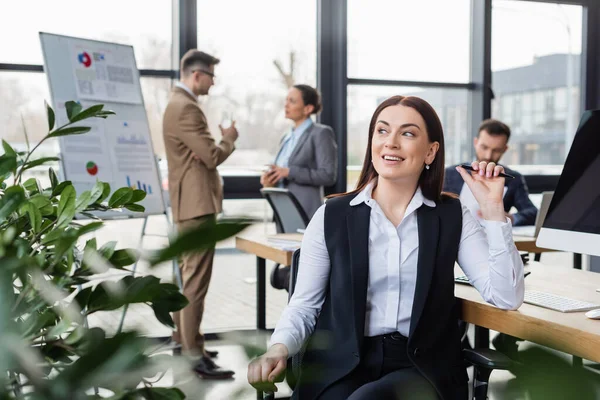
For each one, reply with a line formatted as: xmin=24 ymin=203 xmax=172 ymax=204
xmin=162 ymin=87 xmax=235 ymax=222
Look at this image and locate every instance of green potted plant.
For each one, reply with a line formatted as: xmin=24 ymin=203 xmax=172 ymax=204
xmin=0 ymin=101 xmax=250 ymax=399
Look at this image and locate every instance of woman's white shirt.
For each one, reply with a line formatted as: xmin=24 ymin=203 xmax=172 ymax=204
xmin=270 ymin=182 xmax=525 ymax=357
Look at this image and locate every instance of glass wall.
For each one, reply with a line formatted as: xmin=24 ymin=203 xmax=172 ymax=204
xmin=0 ymin=0 xmax=172 ymax=69
xmin=0 ymin=1 xmax=174 ymax=164
xmin=346 ymin=0 xmax=472 ymax=190
xmin=348 ymin=0 xmax=471 ymax=83
xmin=197 ymin=0 xmax=317 ymax=174
xmin=491 ymin=1 xmax=582 ymax=166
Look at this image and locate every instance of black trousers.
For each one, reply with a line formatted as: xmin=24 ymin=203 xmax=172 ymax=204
xmin=318 ymin=332 xmax=439 ymax=400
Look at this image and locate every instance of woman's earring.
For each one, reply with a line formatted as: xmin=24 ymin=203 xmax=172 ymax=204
xmin=425 ymin=164 xmax=430 ymax=170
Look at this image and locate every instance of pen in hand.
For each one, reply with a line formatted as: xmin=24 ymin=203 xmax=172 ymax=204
xmin=459 ymin=164 xmax=515 ymax=180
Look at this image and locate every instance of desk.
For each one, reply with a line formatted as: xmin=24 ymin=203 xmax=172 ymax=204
xmin=513 ymin=235 xmax=556 ymax=254
xmin=236 ymin=235 xmax=599 ymax=362
xmin=456 ymin=262 xmax=600 ymax=363
xmin=236 ymin=235 xmax=297 ymax=329
xmin=235 ymin=234 xmax=554 ymax=330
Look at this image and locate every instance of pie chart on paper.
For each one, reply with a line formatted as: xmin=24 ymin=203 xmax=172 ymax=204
xmin=86 ymin=161 xmax=98 ymax=176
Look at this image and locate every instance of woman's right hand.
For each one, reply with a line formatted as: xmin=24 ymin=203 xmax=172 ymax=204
xmin=247 ymin=343 xmax=289 ymax=393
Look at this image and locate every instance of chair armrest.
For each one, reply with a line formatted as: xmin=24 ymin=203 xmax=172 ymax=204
xmin=463 ymin=348 xmax=513 ymax=371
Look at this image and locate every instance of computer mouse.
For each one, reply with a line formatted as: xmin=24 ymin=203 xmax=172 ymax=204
xmin=585 ymin=309 xmax=600 ymax=319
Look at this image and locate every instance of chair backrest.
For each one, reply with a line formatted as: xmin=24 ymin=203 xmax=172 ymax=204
xmin=286 ymin=248 xmax=302 ymax=389
xmin=260 ymin=188 xmax=310 ymax=234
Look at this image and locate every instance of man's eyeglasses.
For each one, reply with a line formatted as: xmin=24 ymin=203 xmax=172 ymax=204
xmin=192 ymin=69 xmax=215 ymax=79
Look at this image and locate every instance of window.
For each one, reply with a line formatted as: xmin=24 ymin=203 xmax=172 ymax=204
xmin=0 ymin=0 xmax=172 ymax=69
xmin=491 ymin=1 xmax=582 ymax=165
xmin=348 ymin=0 xmax=471 ymax=83
xmin=0 ymin=72 xmax=53 ymax=152
xmin=347 ymin=85 xmax=468 ymax=190
xmin=196 ymin=0 xmax=317 ymax=173
xmin=140 ymin=77 xmax=174 ymax=159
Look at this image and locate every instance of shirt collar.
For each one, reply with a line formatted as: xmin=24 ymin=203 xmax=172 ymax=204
xmin=175 ymin=81 xmax=198 ymax=101
xmin=289 ymin=118 xmax=313 ymax=137
xmin=349 ymin=180 xmax=436 ymax=210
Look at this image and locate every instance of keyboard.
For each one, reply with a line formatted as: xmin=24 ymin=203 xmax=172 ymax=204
xmin=455 ymin=271 xmax=530 ymax=285
xmin=524 ymin=290 xmax=600 ymax=313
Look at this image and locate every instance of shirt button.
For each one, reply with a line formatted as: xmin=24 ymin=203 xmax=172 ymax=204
xmin=413 ymin=348 xmax=421 ymax=357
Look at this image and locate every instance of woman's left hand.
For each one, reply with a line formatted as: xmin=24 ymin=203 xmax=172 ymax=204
xmin=456 ymin=161 xmax=507 ymax=222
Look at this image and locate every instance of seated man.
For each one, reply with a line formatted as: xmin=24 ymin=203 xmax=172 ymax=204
xmin=444 ymin=118 xmax=538 ymax=226
xmin=444 ymin=119 xmax=538 ymax=361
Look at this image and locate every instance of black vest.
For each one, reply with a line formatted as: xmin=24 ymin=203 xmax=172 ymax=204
xmin=293 ymin=194 xmax=469 ymax=400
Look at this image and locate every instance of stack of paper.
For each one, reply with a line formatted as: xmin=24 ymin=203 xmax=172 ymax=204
xmin=267 ymin=234 xmax=303 ymax=250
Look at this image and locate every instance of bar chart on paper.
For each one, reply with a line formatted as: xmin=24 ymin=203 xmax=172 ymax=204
xmin=126 ymin=176 xmax=153 ymax=194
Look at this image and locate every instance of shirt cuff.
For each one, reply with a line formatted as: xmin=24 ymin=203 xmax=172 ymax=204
xmin=269 ymin=332 xmax=298 ymax=358
xmin=480 ymin=217 xmax=513 ymax=252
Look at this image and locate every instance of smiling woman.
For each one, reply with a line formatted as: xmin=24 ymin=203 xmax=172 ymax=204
xmin=248 ymin=95 xmax=524 ymax=400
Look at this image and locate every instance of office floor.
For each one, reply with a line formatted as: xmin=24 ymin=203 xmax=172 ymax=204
xmin=84 ymin=199 xmax=599 ymax=399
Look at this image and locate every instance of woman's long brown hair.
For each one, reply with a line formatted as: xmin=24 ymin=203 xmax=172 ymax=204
xmin=332 ymin=95 xmax=446 ymax=202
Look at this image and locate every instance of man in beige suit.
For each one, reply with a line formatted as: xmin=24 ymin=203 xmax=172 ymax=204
xmin=163 ymin=50 xmax=238 ymax=379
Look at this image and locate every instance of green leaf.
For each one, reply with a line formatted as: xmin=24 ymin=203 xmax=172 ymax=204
xmin=124 ymin=203 xmax=145 ymax=212
xmin=98 ymin=182 xmax=111 ymax=203
xmin=46 ymin=100 xmax=56 ymax=130
xmin=57 ymin=185 xmax=76 ymax=228
xmin=47 ymin=126 xmax=91 ymax=138
xmin=49 ymin=167 xmax=59 ymax=190
xmin=89 ymin=181 xmax=104 ymax=204
xmin=73 ymin=287 xmax=93 ymax=311
xmin=130 ymin=189 xmax=147 ymax=203
xmin=150 ymin=218 xmax=251 ymax=266
xmin=129 ymin=387 xmax=185 ymax=400
xmin=98 ymin=241 xmax=117 ymax=260
xmin=40 ymin=204 xmax=54 ymax=216
xmin=41 ymin=228 xmax=64 ymax=245
xmin=2 ymin=140 xmax=16 ymax=157
xmin=109 ymin=249 xmax=138 ymax=268
xmin=26 ymin=202 xmax=42 ymax=232
xmin=108 ymin=187 xmax=133 ymax=208
xmin=52 ymin=180 xmax=72 ymax=196
xmin=69 ymin=104 xmax=115 ymax=124
xmin=53 ymin=230 xmax=79 ymax=261
xmin=151 ymin=303 xmax=176 ymax=328
xmin=21 ymin=309 xmax=59 ymax=339
xmin=75 ymin=190 xmax=92 ymax=213
xmin=22 ymin=156 xmax=60 ymax=171
xmin=0 ymin=186 xmax=26 ymax=220
xmin=78 ymin=221 xmax=104 ymax=236
xmin=65 ymin=101 xmax=82 ymax=121
xmin=23 ymin=177 xmax=41 ymax=194
xmin=29 ymin=194 xmax=51 ymax=210
xmin=0 ymin=154 xmax=17 ymax=176
xmin=84 ymin=237 xmax=97 ymax=251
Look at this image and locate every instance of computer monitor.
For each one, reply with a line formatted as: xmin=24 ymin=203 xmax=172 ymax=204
xmin=537 ymin=110 xmax=600 ymax=257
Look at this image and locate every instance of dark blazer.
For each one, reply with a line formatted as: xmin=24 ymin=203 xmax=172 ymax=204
xmin=444 ymin=165 xmax=538 ymax=226
xmin=293 ymin=194 xmax=468 ymax=400
xmin=276 ymin=123 xmax=337 ymax=219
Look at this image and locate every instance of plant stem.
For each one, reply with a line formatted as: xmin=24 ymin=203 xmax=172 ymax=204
xmin=15 ymin=118 xmax=75 ymax=184
xmin=29 ymin=219 xmax=58 ymax=250
xmin=12 ymin=285 xmax=34 ymax=312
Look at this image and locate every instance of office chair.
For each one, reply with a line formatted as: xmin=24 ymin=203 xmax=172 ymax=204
xmin=260 ymin=188 xmax=310 ymax=291
xmin=258 ymin=249 xmax=514 ymax=400
xmin=260 ymin=188 xmax=310 ymax=234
